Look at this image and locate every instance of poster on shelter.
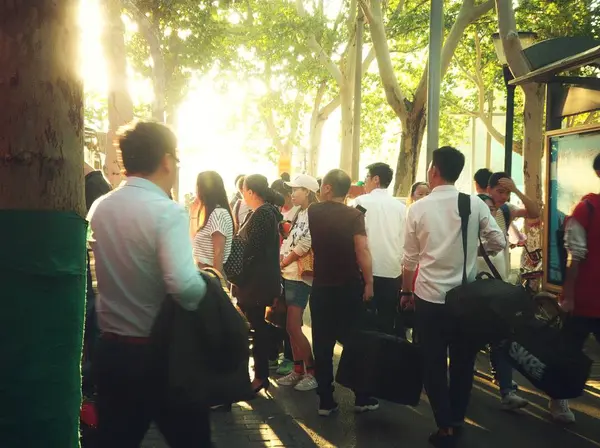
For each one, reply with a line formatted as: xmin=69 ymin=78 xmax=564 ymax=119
xmin=547 ymin=128 xmax=600 ymax=287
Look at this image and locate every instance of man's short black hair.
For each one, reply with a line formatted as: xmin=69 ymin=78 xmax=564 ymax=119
xmin=322 ymin=169 xmax=352 ymax=198
xmin=488 ymin=171 xmax=510 ymax=189
xmin=594 ymin=153 xmax=600 ymax=171
xmin=366 ymin=162 xmax=394 ymax=188
xmin=474 ymin=168 xmax=493 ymax=190
xmin=431 ymin=146 xmax=465 ymax=183
xmin=280 ymin=172 xmax=291 ymax=182
xmin=117 ymin=121 xmax=177 ymax=175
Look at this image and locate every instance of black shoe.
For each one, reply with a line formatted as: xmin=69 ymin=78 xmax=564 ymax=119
xmin=252 ymin=380 xmax=270 ymax=394
xmin=428 ymin=430 xmax=457 ymax=448
xmin=452 ymin=425 xmax=464 ymax=438
xmin=354 ymin=397 xmax=380 ymax=413
xmin=318 ymin=398 xmax=339 ymax=417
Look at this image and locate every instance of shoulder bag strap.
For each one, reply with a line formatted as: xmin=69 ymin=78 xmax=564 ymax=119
xmin=457 ymin=193 xmax=471 ymax=286
xmin=478 ymin=236 xmax=503 ymax=280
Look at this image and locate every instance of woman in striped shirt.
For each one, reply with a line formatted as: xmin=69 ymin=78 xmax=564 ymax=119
xmin=191 ymin=171 xmax=234 ymax=275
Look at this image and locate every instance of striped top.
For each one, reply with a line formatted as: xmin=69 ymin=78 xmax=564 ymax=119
xmin=193 ymin=207 xmax=234 ymax=266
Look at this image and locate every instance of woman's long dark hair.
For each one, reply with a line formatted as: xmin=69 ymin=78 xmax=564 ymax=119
xmin=245 ymin=174 xmax=284 ymax=207
xmin=196 ymin=171 xmax=233 ymax=230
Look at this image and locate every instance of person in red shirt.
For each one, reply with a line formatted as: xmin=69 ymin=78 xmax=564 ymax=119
xmin=553 ymin=153 xmax=600 ymax=424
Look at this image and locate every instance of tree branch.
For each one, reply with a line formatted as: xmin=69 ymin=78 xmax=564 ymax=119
xmin=412 ymin=0 xmax=494 ymax=113
xmin=296 ymin=0 xmax=344 ymax=85
xmin=359 ymin=0 xmax=408 ymax=120
xmin=124 ymin=0 xmax=166 ymax=121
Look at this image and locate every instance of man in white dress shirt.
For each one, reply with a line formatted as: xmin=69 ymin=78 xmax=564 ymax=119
xmin=88 ymin=121 xmax=209 ymax=447
xmin=355 ymin=163 xmax=406 ymax=335
xmin=401 ymin=146 xmax=505 ymax=448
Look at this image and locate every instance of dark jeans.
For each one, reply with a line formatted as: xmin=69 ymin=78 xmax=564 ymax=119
xmin=267 ymin=325 xmax=293 ymax=362
xmin=310 ymin=282 xmax=367 ymax=400
xmin=95 ymin=337 xmax=211 ymax=447
xmin=372 ymin=276 xmax=402 ymax=336
xmin=415 ymin=297 xmax=477 ymax=429
xmin=563 ymin=315 xmax=600 ymax=351
xmin=240 ymin=304 xmax=270 ymax=380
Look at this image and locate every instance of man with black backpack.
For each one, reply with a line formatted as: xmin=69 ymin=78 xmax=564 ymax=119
xmin=401 ymin=147 xmax=506 ymax=447
xmin=552 ymin=153 xmax=600 ymax=424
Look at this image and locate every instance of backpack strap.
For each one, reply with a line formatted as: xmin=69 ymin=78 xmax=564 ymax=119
xmin=478 ymin=236 xmax=503 ymax=280
xmin=458 ymin=193 xmax=471 ymax=286
xmin=500 ymin=203 xmax=511 ymax=229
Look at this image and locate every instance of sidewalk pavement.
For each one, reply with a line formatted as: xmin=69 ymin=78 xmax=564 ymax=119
xmin=142 ymin=322 xmax=600 ymax=448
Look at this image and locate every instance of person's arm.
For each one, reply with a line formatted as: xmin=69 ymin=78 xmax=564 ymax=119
xmin=212 ymin=232 xmax=226 ymax=274
xmin=498 ymin=178 xmax=540 ymax=219
xmin=562 ymin=213 xmax=588 ymax=312
xmin=354 ymin=234 xmax=374 ymax=301
xmin=478 ymin=200 xmax=506 ymax=256
xmin=401 ymin=207 xmax=418 ymax=308
xmin=281 ymin=215 xmax=312 ymax=268
xmin=157 ymin=205 xmax=207 ymax=310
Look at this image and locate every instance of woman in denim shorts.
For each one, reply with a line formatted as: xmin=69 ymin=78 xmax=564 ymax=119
xmin=277 ymin=174 xmax=320 ymax=392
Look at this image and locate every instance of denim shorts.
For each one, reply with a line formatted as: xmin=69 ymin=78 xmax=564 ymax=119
xmin=283 ymin=279 xmax=311 ymax=309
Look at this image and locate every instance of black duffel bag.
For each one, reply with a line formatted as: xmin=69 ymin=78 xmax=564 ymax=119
xmin=445 ymin=193 xmax=535 ymax=348
xmin=503 ymin=318 xmax=592 ymax=399
xmin=335 ymin=330 xmax=422 ymax=406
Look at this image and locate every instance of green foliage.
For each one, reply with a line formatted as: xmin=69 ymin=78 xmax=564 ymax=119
xmin=84 ymin=91 xmax=108 ymax=131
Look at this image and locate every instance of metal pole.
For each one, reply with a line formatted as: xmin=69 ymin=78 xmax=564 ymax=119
xmin=503 ymin=66 xmax=515 ymax=176
xmin=426 ymin=0 xmax=443 ymax=168
xmin=352 ymin=9 xmax=364 ymax=181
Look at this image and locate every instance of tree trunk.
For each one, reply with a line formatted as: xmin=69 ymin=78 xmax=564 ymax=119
xmin=339 ymin=78 xmax=354 ymax=175
xmin=0 ymin=1 xmax=86 ymax=446
xmin=394 ymin=109 xmax=427 ymax=196
xmin=522 ymin=84 xmax=544 ymax=208
xmin=102 ymin=0 xmax=133 ymax=187
xmin=308 ymin=117 xmax=326 ymax=176
xmin=124 ymin=1 xmax=166 ymax=122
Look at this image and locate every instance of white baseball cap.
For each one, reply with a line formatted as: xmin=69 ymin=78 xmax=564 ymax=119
xmin=285 ymin=174 xmax=320 ymax=193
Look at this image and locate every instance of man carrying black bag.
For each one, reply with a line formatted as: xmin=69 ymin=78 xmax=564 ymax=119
xmin=401 ymin=147 xmax=505 ymax=448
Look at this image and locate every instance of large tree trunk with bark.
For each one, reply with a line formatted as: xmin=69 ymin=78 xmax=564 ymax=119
xmin=0 ymin=1 xmax=86 ymax=446
xmin=395 ymin=110 xmax=427 ymax=195
xmin=102 ymin=0 xmax=133 ymax=187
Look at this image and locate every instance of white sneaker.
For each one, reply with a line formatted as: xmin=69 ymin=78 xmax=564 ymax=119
xmin=276 ymin=371 xmax=303 ymax=386
xmin=294 ymin=374 xmax=318 ymax=391
xmin=549 ymin=399 xmax=576 ymax=424
xmin=501 ymin=392 xmax=529 ymax=411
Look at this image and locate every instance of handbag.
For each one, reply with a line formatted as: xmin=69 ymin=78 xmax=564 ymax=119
xmin=336 ymin=329 xmax=422 ymax=406
xmin=504 ymin=318 xmax=592 ymax=399
xmin=445 ymin=194 xmax=535 ymax=348
xmin=265 ymin=296 xmax=287 ymax=328
xmin=297 ymin=248 xmax=314 ymax=282
xmin=224 ymin=214 xmax=252 ymax=285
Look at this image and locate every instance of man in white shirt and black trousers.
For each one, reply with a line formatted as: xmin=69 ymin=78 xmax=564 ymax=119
xmin=88 ymin=121 xmax=209 ymax=447
xmin=400 ymin=146 xmax=505 ymax=447
xmin=355 ymin=162 xmax=406 ymax=335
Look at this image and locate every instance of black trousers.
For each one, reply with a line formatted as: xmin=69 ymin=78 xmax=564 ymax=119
xmin=95 ymin=337 xmax=211 ymax=448
xmin=239 ymin=304 xmax=270 ymax=380
xmin=415 ymin=297 xmax=477 ymax=429
xmin=310 ymin=283 xmax=367 ymax=400
xmin=372 ymin=276 xmax=402 ymax=335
